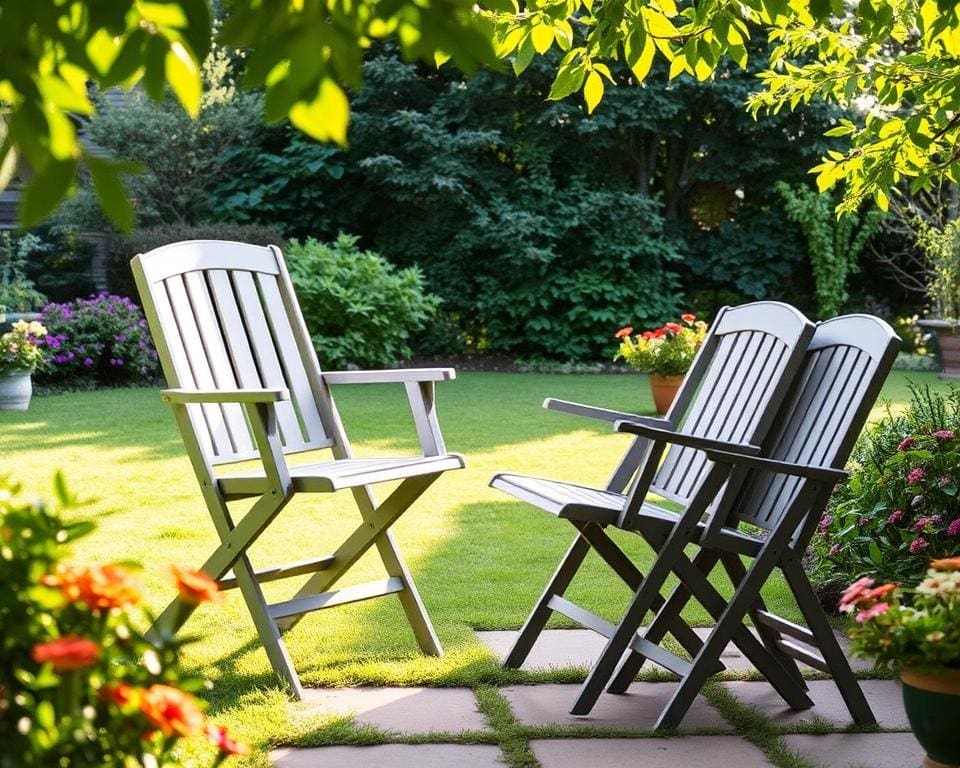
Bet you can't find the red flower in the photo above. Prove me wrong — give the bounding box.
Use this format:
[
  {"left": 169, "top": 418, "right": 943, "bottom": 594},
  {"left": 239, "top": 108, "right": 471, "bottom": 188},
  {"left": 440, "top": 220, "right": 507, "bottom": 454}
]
[
  {"left": 102, "top": 683, "right": 140, "bottom": 708},
  {"left": 663, "top": 322, "right": 682, "bottom": 334},
  {"left": 897, "top": 437, "right": 915, "bottom": 451},
  {"left": 652, "top": 327, "right": 666, "bottom": 338},
  {"left": 171, "top": 566, "right": 223, "bottom": 605},
  {"left": 32, "top": 636, "right": 100, "bottom": 671},
  {"left": 681, "top": 313, "right": 696, "bottom": 324},
  {"left": 907, "top": 467, "right": 926, "bottom": 485},
  {"left": 641, "top": 331, "right": 654, "bottom": 340},
  {"left": 615, "top": 326, "right": 634, "bottom": 339},
  {"left": 139, "top": 685, "right": 206, "bottom": 737},
  {"left": 207, "top": 723, "right": 251, "bottom": 756}
]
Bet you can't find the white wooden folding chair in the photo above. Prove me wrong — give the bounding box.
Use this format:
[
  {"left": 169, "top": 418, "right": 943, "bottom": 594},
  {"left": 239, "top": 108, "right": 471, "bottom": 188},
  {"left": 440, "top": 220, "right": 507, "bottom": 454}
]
[
  {"left": 131, "top": 240, "right": 464, "bottom": 698},
  {"left": 597, "top": 314, "right": 900, "bottom": 729},
  {"left": 490, "top": 302, "right": 815, "bottom": 699}
]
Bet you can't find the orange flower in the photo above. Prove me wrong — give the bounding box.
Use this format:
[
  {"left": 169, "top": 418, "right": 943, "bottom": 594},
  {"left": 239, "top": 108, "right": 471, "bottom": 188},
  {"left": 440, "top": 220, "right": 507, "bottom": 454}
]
[
  {"left": 207, "top": 723, "right": 251, "bottom": 756},
  {"left": 32, "top": 636, "right": 100, "bottom": 671},
  {"left": 930, "top": 556, "right": 960, "bottom": 571},
  {"left": 101, "top": 683, "right": 140, "bottom": 708},
  {"left": 139, "top": 685, "right": 206, "bottom": 737},
  {"left": 664, "top": 322, "right": 682, "bottom": 334},
  {"left": 862, "top": 583, "right": 896, "bottom": 601},
  {"left": 171, "top": 566, "right": 223, "bottom": 605},
  {"left": 681, "top": 313, "right": 696, "bottom": 324},
  {"left": 43, "top": 563, "right": 140, "bottom": 611},
  {"left": 615, "top": 326, "right": 634, "bottom": 339}
]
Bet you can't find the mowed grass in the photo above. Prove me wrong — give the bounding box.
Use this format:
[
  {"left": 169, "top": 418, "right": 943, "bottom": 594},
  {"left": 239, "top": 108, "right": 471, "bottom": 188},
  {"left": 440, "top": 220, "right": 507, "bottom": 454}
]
[{"left": 0, "top": 370, "right": 949, "bottom": 761}]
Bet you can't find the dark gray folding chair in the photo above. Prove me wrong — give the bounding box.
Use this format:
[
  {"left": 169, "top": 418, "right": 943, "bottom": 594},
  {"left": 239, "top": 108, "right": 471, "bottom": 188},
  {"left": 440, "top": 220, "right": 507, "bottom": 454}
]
[
  {"left": 596, "top": 314, "right": 900, "bottom": 729},
  {"left": 131, "top": 240, "right": 464, "bottom": 698},
  {"left": 490, "top": 302, "right": 815, "bottom": 694}
]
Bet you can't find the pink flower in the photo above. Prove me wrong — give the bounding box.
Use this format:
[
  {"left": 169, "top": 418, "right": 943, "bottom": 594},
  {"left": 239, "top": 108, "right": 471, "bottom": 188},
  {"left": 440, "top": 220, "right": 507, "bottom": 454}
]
[
  {"left": 939, "top": 475, "right": 955, "bottom": 488},
  {"left": 898, "top": 437, "right": 915, "bottom": 451},
  {"left": 909, "top": 537, "right": 929, "bottom": 554},
  {"left": 948, "top": 518, "right": 960, "bottom": 536},
  {"left": 857, "top": 516, "right": 869, "bottom": 528},
  {"left": 818, "top": 514, "right": 831, "bottom": 532},
  {"left": 829, "top": 543, "right": 841, "bottom": 557},
  {"left": 934, "top": 429, "right": 955, "bottom": 441},
  {"left": 907, "top": 468, "right": 926, "bottom": 485},
  {"left": 888, "top": 509, "right": 904, "bottom": 525},
  {"left": 839, "top": 577, "right": 875, "bottom": 612},
  {"left": 855, "top": 602, "right": 890, "bottom": 623}
]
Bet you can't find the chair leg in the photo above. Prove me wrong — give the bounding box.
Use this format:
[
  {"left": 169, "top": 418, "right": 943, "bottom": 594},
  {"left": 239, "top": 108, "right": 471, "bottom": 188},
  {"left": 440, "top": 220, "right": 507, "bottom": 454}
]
[
  {"left": 504, "top": 533, "right": 592, "bottom": 668},
  {"left": 781, "top": 555, "right": 876, "bottom": 725},
  {"left": 719, "top": 551, "right": 808, "bottom": 692}
]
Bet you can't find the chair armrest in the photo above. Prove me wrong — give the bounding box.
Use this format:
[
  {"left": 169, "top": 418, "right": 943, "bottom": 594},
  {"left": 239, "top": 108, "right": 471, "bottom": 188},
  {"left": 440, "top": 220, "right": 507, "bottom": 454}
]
[
  {"left": 544, "top": 398, "right": 671, "bottom": 426},
  {"left": 160, "top": 388, "right": 290, "bottom": 404},
  {"left": 614, "top": 420, "right": 761, "bottom": 455},
  {"left": 703, "top": 448, "right": 848, "bottom": 483},
  {"left": 323, "top": 368, "right": 455, "bottom": 385}
]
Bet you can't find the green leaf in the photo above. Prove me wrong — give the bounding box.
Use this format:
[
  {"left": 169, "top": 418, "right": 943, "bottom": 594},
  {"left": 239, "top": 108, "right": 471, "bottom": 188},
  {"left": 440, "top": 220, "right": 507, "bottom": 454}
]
[
  {"left": 531, "top": 22, "right": 554, "bottom": 54},
  {"left": 289, "top": 78, "right": 350, "bottom": 146},
  {"left": 86, "top": 154, "right": 140, "bottom": 231},
  {"left": 584, "top": 70, "right": 604, "bottom": 113},
  {"left": 165, "top": 41, "right": 202, "bottom": 117},
  {"left": 868, "top": 540, "right": 883, "bottom": 565},
  {"left": 512, "top": 35, "right": 535, "bottom": 76},
  {"left": 548, "top": 63, "right": 586, "bottom": 101},
  {"left": 19, "top": 158, "right": 77, "bottom": 228}
]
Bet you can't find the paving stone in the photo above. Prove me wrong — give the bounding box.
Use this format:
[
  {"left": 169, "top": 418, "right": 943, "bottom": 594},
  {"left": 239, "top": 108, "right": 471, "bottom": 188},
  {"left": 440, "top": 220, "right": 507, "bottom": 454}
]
[
  {"left": 272, "top": 744, "right": 503, "bottom": 768},
  {"left": 531, "top": 736, "right": 775, "bottom": 767},
  {"left": 300, "top": 687, "right": 488, "bottom": 734},
  {"left": 478, "top": 629, "right": 606, "bottom": 670},
  {"left": 723, "top": 680, "right": 908, "bottom": 729},
  {"left": 783, "top": 733, "right": 924, "bottom": 768},
  {"left": 502, "top": 682, "right": 730, "bottom": 731}
]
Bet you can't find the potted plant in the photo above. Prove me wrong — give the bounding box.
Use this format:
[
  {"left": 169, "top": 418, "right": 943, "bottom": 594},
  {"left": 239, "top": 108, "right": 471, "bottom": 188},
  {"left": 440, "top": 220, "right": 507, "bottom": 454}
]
[
  {"left": 842, "top": 558, "right": 960, "bottom": 768},
  {"left": 614, "top": 313, "right": 707, "bottom": 414},
  {"left": 0, "top": 319, "right": 47, "bottom": 410}
]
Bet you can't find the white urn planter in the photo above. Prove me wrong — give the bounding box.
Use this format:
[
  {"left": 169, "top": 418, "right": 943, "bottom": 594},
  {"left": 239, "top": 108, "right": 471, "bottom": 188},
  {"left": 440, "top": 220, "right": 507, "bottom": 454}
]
[{"left": 0, "top": 371, "right": 33, "bottom": 411}]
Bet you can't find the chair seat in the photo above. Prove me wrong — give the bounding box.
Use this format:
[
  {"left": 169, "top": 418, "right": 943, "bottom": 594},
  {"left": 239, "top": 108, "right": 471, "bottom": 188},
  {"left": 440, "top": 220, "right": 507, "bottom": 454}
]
[
  {"left": 220, "top": 454, "right": 465, "bottom": 497},
  {"left": 490, "top": 473, "right": 762, "bottom": 555}
]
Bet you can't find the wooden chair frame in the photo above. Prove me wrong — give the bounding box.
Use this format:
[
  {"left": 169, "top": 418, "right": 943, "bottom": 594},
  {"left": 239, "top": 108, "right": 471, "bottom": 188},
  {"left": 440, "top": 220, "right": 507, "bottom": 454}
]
[{"left": 132, "top": 240, "right": 464, "bottom": 698}]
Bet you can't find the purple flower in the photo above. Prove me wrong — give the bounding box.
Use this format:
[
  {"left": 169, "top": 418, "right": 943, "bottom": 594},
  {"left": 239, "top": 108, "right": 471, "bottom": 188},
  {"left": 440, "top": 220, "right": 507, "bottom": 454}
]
[
  {"left": 907, "top": 467, "right": 926, "bottom": 485},
  {"left": 948, "top": 518, "right": 960, "bottom": 536},
  {"left": 829, "top": 543, "right": 841, "bottom": 557},
  {"left": 83, "top": 357, "right": 94, "bottom": 367},
  {"left": 114, "top": 334, "right": 127, "bottom": 343},
  {"left": 939, "top": 475, "right": 955, "bottom": 488},
  {"left": 898, "top": 437, "right": 915, "bottom": 451},
  {"left": 912, "top": 515, "right": 940, "bottom": 531},
  {"left": 888, "top": 509, "right": 905, "bottom": 525},
  {"left": 857, "top": 516, "right": 869, "bottom": 527},
  {"left": 818, "top": 514, "right": 831, "bottom": 531},
  {"left": 934, "top": 429, "right": 955, "bottom": 441},
  {"left": 909, "top": 537, "right": 929, "bottom": 554}
]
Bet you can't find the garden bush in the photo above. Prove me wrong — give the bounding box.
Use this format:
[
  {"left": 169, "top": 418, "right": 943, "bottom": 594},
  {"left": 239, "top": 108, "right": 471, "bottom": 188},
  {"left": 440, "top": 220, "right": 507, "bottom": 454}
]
[
  {"left": 814, "top": 385, "right": 960, "bottom": 588},
  {"left": 37, "top": 295, "right": 159, "bottom": 387},
  {"left": 0, "top": 232, "right": 47, "bottom": 313},
  {"left": 106, "top": 223, "right": 286, "bottom": 298},
  {"left": 285, "top": 234, "right": 440, "bottom": 369}
]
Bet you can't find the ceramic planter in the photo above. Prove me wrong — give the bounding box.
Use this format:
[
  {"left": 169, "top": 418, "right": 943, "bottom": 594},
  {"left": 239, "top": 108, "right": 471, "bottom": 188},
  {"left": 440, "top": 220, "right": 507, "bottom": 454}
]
[
  {"left": 0, "top": 371, "right": 32, "bottom": 411},
  {"left": 918, "top": 319, "right": 960, "bottom": 379},
  {"left": 648, "top": 373, "right": 684, "bottom": 415},
  {"left": 900, "top": 667, "right": 960, "bottom": 768}
]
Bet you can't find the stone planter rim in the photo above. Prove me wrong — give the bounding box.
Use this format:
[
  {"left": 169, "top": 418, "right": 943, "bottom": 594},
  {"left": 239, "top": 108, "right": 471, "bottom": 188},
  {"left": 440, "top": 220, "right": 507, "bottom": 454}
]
[
  {"left": 918, "top": 318, "right": 960, "bottom": 329},
  {"left": 901, "top": 666, "right": 960, "bottom": 695}
]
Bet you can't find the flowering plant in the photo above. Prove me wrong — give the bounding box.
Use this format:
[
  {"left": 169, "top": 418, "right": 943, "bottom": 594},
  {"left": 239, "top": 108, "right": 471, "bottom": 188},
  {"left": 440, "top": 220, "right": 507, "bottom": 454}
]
[
  {"left": 614, "top": 314, "right": 707, "bottom": 376},
  {"left": 0, "top": 475, "right": 248, "bottom": 767},
  {"left": 816, "top": 385, "right": 960, "bottom": 585},
  {"left": 0, "top": 320, "right": 47, "bottom": 375},
  {"left": 38, "top": 294, "right": 159, "bottom": 386},
  {"left": 844, "top": 558, "right": 960, "bottom": 672}
]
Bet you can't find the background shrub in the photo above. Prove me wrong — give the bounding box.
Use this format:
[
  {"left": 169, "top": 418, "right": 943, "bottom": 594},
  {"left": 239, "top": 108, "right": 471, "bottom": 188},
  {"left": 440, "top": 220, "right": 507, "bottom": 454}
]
[
  {"left": 0, "top": 232, "right": 47, "bottom": 313},
  {"left": 37, "top": 295, "right": 159, "bottom": 387},
  {"left": 285, "top": 234, "right": 440, "bottom": 369},
  {"left": 106, "top": 223, "right": 286, "bottom": 298},
  {"left": 813, "top": 385, "right": 960, "bottom": 587}
]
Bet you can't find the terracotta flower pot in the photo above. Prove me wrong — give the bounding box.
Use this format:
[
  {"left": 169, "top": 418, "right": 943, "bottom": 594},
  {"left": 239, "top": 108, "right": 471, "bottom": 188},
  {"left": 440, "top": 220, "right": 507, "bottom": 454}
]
[
  {"left": 648, "top": 374, "right": 685, "bottom": 415},
  {"left": 918, "top": 319, "right": 960, "bottom": 379},
  {"left": 900, "top": 666, "right": 960, "bottom": 768}
]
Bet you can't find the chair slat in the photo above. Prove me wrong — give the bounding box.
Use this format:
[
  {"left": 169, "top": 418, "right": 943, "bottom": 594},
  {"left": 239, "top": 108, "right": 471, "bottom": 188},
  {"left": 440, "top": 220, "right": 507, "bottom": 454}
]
[
  {"left": 164, "top": 274, "right": 234, "bottom": 457},
  {"left": 231, "top": 270, "right": 310, "bottom": 451},
  {"left": 256, "top": 273, "right": 327, "bottom": 445}
]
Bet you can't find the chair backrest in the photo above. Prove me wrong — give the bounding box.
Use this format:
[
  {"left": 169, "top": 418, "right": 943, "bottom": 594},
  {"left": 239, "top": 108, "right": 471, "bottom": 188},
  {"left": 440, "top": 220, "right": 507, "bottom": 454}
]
[
  {"left": 131, "top": 240, "right": 339, "bottom": 470},
  {"left": 648, "top": 302, "right": 815, "bottom": 506},
  {"left": 724, "top": 314, "right": 900, "bottom": 539}
]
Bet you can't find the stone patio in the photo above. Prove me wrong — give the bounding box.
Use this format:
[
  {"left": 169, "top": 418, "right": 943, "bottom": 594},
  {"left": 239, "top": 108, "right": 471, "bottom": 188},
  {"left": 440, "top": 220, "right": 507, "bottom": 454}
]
[{"left": 269, "top": 629, "right": 923, "bottom": 768}]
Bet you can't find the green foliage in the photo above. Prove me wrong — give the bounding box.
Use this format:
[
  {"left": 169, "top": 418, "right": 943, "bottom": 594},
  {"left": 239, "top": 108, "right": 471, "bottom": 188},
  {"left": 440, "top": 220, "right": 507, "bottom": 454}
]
[
  {"left": 915, "top": 218, "right": 960, "bottom": 321},
  {"left": 285, "top": 235, "right": 440, "bottom": 369},
  {"left": 776, "top": 183, "right": 884, "bottom": 318},
  {"left": 0, "top": 232, "right": 47, "bottom": 313},
  {"left": 815, "top": 385, "right": 960, "bottom": 586},
  {"left": 106, "top": 222, "right": 285, "bottom": 299},
  {"left": 21, "top": 225, "right": 97, "bottom": 304}
]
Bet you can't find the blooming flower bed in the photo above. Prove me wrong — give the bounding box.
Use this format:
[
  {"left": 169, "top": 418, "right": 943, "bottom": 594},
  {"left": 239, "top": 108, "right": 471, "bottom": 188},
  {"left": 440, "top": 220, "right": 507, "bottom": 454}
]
[
  {"left": 614, "top": 313, "right": 707, "bottom": 376},
  {"left": 37, "top": 294, "right": 159, "bottom": 386}
]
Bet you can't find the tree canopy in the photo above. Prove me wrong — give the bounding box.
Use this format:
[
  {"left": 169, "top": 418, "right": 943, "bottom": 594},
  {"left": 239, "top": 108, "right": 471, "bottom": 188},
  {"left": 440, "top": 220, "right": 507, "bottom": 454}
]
[{"left": 2, "top": 0, "right": 960, "bottom": 226}]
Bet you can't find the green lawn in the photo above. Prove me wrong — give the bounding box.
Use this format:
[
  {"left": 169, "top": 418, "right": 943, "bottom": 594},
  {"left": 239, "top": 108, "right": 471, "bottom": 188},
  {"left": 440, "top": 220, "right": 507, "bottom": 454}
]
[{"left": 0, "top": 371, "right": 948, "bottom": 762}]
